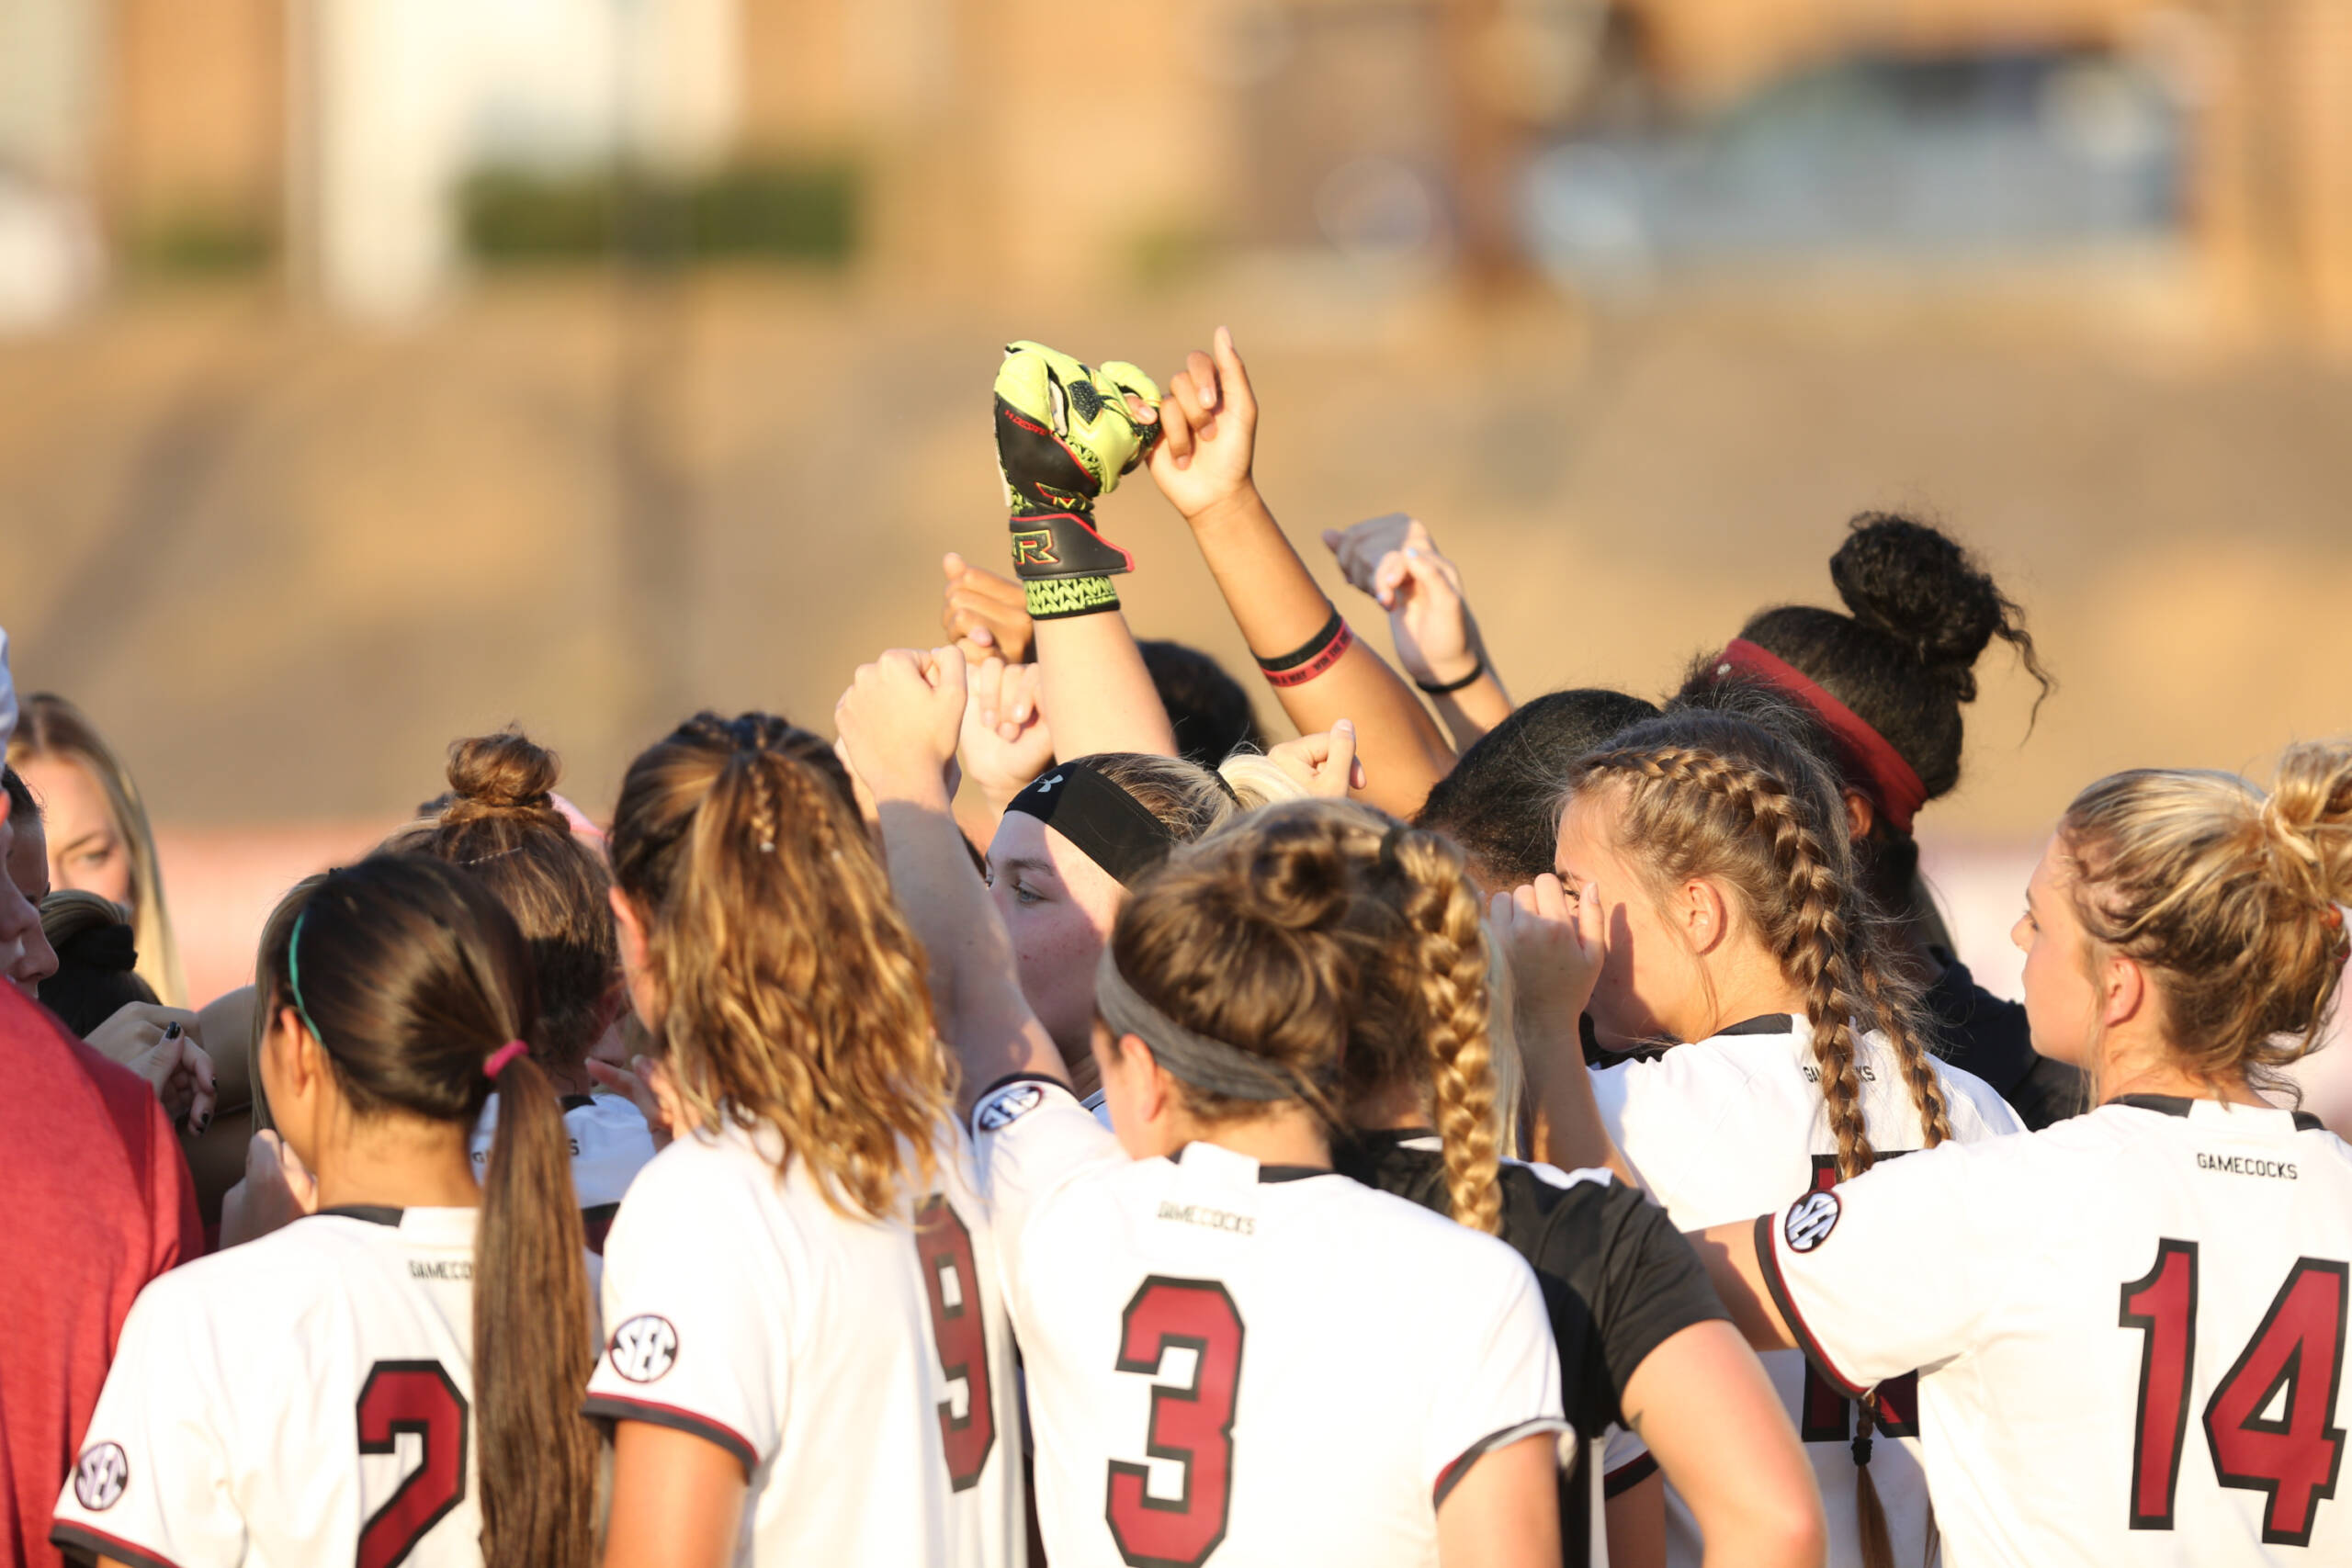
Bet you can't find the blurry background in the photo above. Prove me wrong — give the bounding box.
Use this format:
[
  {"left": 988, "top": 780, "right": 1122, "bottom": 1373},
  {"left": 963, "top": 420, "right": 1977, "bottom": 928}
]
[{"left": 2, "top": 0, "right": 2348, "bottom": 1001}]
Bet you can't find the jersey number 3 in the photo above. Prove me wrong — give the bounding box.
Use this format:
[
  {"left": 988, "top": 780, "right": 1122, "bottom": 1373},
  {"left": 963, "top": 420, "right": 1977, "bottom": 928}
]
[
  {"left": 914, "top": 1196, "right": 997, "bottom": 1491},
  {"left": 2121, "top": 1240, "right": 2348, "bottom": 1546},
  {"left": 1106, "top": 1277, "right": 1246, "bottom": 1568},
  {"left": 356, "top": 1360, "right": 469, "bottom": 1568}
]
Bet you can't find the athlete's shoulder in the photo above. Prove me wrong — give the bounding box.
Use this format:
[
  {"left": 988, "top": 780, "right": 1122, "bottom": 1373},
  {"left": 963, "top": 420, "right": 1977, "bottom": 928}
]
[{"left": 1926, "top": 1057, "right": 2029, "bottom": 1139}]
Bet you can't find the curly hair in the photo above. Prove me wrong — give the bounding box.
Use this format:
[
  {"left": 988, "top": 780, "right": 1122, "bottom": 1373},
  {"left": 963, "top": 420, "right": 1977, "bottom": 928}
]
[{"left": 608, "top": 712, "right": 956, "bottom": 1219}]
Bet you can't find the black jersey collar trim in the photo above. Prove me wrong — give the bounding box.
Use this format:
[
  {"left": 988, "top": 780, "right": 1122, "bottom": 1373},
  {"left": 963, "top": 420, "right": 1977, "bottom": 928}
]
[
  {"left": 2109, "top": 1092, "right": 2324, "bottom": 1134},
  {"left": 1257, "top": 1163, "right": 1337, "bottom": 1183},
  {"left": 318, "top": 1203, "right": 404, "bottom": 1227},
  {"left": 560, "top": 1093, "right": 597, "bottom": 1112},
  {"left": 1716, "top": 1012, "right": 1796, "bottom": 1038}
]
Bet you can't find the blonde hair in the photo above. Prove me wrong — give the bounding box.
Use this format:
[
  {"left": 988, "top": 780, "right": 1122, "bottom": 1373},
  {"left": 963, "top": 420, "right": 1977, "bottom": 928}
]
[
  {"left": 8, "top": 694, "right": 185, "bottom": 1006},
  {"left": 2059, "top": 743, "right": 2352, "bottom": 1096},
  {"left": 609, "top": 712, "right": 956, "bottom": 1219},
  {"left": 1571, "top": 711, "right": 1948, "bottom": 1568},
  {"left": 1065, "top": 749, "right": 1308, "bottom": 851},
  {"left": 1115, "top": 799, "right": 1506, "bottom": 1234}
]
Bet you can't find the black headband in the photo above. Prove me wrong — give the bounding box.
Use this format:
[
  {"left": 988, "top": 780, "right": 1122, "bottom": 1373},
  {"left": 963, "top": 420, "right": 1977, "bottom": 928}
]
[{"left": 1002, "top": 762, "right": 1177, "bottom": 888}]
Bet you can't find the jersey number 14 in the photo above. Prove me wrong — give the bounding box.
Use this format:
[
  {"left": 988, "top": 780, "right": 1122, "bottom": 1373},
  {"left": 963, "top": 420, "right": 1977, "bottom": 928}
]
[{"left": 2121, "top": 1241, "right": 2348, "bottom": 1546}]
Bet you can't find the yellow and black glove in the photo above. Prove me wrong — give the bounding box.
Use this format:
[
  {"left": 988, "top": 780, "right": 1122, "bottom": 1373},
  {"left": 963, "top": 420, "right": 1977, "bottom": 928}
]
[{"left": 993, "top": 341, "right": 1160, "bottom": 619}]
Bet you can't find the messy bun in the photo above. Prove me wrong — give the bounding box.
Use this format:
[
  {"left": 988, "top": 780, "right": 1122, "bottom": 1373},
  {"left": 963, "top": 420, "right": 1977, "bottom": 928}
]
[
  {"left": 38, "top": 889, "right": 161, "bottom": 1039},
  {"left": 384, "top": 729, "right": 618, "bottom": 1071},
  {"left": 1113, "top": 800, "right": 1504, "bottom": 1234},
  {"left": 2060, "top": 741, "right": 2352, "bottom": 1094},
  {"left": 1732, "top": 513, "right": 2052, "bottom": 804},
  {"left": 443, "top": 731, "right": 563, "bottom": 823}
]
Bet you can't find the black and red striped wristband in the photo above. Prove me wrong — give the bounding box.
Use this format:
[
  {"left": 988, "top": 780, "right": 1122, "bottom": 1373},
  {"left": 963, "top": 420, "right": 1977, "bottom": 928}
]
[{"left": 1256, "top": 608, "right": 1353, "bottom": 689}]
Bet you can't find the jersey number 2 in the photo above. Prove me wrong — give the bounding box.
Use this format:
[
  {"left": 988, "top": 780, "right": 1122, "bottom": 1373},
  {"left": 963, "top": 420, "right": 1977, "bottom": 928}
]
[
  {"left": 1106, "top": 1277, "right": 1246, "bottom": 1568},
  {"left": 356, "top": 1360, "right": 469, "bottom": 1568},
  {"left": 2121, "top": 1240, "right": 2348, "bottom": 1545},
  {"left": 914, "top": 1196, "right": 997, "bottom": 1491}
]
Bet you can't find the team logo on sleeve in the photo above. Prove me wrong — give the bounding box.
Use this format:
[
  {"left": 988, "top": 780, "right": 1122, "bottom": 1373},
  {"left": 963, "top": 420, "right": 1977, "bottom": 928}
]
[
  {"left": 1783, "top": 1190, "right": 1841, "bottom": 1253},
  {"left": 73, "top": 1443, "right": 128, "bottom": 1511},
  {"left": 607, "top": 1314, "right": 680, "bottom": 1383},
  {"left": 976, "top": 1081, "right": 1046, "bottom": 1131}
]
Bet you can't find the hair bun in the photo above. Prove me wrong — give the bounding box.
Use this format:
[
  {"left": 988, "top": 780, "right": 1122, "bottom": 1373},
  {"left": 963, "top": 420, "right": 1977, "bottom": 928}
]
[
  {"left": 1828, "top": 515, "right": 2015, "bottom": 698},
  {"left": 1241, "top": 819, "right": 1355, "bottom": 932},
  {"left": 444, "top": 730, "right": 561, "bottom": 823},
  {"left": 2265, "top": 742, "right": 2352, "bottom": 909},
  {"left": 57, "top": 919, "right": 138, "bottom": 974}
]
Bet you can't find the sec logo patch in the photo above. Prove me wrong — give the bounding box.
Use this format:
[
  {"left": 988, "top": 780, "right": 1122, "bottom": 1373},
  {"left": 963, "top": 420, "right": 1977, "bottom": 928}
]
[
  {"left": 74, "top": 1442, "right": 128, "bottom": 1512},
  {"left": 977, "top": 1081, "right": 1046, "bottom": 1132},
  {"left": 1783, "top": 1190, "right": 1840, "bottom": 1253},
  {"left": 608, "top": 1314, "right": 680, "bottom": 1383}
]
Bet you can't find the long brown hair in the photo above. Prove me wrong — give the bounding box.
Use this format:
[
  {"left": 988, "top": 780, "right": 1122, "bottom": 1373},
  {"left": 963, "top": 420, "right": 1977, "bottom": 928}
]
[
  {"left": 1569, "top": 711, "right": 1948, "bottom": 1568},
  {"left": 2059, "top": 743, "right": 2352, "bottom": 1095},
  {"left": 8, "top": 692, "right": 186, "bottom": 1005},
  {"left": 260, "top": 854, "right": 594, "bottom": 1568},
  {"left": 606, "top": 712, "right": 955, "bottom": 1218},
  {"left": 385, "top": 730, "right": 618, "bottom": 1072},
  {"left": 1114, "top": 800, "right": 1506, "bottom": 1234}
]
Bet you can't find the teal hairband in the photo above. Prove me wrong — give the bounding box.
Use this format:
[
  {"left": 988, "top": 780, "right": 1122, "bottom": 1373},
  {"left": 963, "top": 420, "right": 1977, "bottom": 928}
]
[{"left": 287, "top": 908, "right": 326, "bottom": 1045}]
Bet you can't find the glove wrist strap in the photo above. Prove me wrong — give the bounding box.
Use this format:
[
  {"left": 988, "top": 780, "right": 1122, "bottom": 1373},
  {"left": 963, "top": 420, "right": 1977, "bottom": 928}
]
[{"left": 1025, "top": 576, "right": 1121, "bottom": 620}]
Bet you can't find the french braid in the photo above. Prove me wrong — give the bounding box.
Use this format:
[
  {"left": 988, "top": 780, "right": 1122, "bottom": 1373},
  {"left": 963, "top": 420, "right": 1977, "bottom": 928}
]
[{"left": 1389, "top": 828, "right": 1503, "bottom": 1235}]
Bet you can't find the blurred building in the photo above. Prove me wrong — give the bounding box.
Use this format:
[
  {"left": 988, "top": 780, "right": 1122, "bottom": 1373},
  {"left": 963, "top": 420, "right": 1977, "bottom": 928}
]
[{"left": 0, "top": 0, "right": 2345, "bottom": 341}]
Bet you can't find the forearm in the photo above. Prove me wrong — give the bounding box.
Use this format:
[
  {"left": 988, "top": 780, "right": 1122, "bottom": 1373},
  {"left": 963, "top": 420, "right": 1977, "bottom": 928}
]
[
  {"left": 872, "top": 789, "right": 1067, "bottom": 1107},
  {"left": 1425, "top": 670, "right": 1514, "bottom": 752},
  {"left": 1518, "top": 1016, "right": 1638, "bottom": 1188},
  {"left": 1034, "top": 610, "right": 1178, "bottom": 760},
  {"left": 1188, "top": 489, "right": 1455, "bottom": 812}
]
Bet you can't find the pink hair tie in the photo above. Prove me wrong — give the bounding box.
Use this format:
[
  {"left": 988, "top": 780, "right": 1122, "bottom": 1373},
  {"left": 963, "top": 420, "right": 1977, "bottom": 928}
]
[{"left": 484, "top": 1040, "right": 530, "bottom": 1079}]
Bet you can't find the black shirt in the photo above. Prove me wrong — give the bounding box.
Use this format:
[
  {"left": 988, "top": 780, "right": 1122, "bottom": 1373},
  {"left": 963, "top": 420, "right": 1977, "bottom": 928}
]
[
  {"left": 1922, "top": 952, "right": 2087, "bottom": 1132},
  {"left": 1336, "top": 1129, "right": 1729, "bottom": 1568}
]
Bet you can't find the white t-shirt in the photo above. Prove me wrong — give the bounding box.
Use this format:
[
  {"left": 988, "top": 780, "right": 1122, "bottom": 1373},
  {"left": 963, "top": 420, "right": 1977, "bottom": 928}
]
[
  {"left": 469, "top": 1089, "right": 655, "bottom": 1251},
  {"left": 1592, "top": 1013, "right": 2023, "bottom": 1568},
  {"left": 585, "top": 1117, "right": 1022, "bottom": 1568},
  {"left": 52, "top": 1208, "right": 490, "bottom": 1568},
  {"left": 1763, "top": 1095, "right": 2352, "bottom": 1567},
  {"left": 973, "top": 1076, "right": 1567, "bottom": 1568}
]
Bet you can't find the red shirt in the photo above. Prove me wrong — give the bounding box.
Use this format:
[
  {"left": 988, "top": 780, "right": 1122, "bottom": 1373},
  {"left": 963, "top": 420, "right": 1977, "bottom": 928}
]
[{"left": 0, "top": 987, "right": 201, "bottom": 1568}]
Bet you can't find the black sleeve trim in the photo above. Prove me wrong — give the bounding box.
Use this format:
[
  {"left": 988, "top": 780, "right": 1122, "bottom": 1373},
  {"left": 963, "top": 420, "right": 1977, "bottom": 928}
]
[
  {"left": 971, "top": 1071, "right": 1069, "bottom": 1108},
  {"left": 1754, "top": 1213, "right": 1867, "bottom": 1400},
  {"left": 584, "top": 1393, "right": 760, "bottom": 1478},
  {"left": 51, "top": 1522, "right": 186, "bottom": 1568},
  {"left": 1432, "top": 1417, "right": 1571, "bottom": 1509},
  {"left": 1602, "top": 1450, "right": 1659, "bottom": 1498}
]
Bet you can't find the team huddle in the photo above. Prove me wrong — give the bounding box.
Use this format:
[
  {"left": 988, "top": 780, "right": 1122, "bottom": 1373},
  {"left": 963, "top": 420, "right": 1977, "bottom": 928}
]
[{"left": 10, "top": 328, "right": 2350, "bottom": 1568}]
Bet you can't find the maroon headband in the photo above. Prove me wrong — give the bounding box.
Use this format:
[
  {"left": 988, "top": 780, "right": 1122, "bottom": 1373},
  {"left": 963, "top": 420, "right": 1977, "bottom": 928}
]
[{"left": 1713, "top": 639, "right": 1928, "bottom": 835}]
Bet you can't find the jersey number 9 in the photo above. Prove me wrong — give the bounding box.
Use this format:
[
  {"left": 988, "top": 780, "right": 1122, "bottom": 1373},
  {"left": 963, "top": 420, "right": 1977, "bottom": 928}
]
[
  {"left": 914, "top": 1196, "right": 998, "bottom": 1492},
  {"left": 1107, "top": 1277, "right": 1246, "bottom": 1568},
  {"left": 2121, "top": 1241, "right": 2348, "bottom": 1546}
]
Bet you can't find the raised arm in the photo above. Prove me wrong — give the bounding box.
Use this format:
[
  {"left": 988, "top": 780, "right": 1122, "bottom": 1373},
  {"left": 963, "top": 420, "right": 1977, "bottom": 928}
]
[
  {"left": 1488, "top": 875, "right": 1638, "bottom": 1188},
  {"left": 1619, "top": 1322, "right": 1825, "bottom": 1568},
  {"left": 835, "top": 648, "right": 1069, "bottom": 1108},
  {"left": 1323, "top": 513, "right": 1514, "bottom": 751},
  {"left": 1146, "top": 329, "right": 1458, "bottom": 818}
]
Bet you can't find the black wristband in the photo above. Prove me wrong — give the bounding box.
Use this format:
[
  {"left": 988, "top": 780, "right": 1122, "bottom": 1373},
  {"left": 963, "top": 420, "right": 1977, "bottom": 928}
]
[
  {"left": 1414, "top": 656, "right": 1487, "bottom": 696},
  {"left": 1256, "top": 607, "right": 1353, "bottom": 689}
]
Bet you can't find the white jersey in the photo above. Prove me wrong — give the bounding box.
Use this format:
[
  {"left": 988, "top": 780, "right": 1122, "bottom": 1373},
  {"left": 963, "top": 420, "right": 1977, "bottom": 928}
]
[
  {"left": 1592, "top": 1013, "right": 2023, "bottom": 1568},
  {"left": 469, "top": 1089, "right": 655, "bottom": 1250},
  {"left": 52, "top": 1208, "right": 491, "bottom": 1568},
  {"left": 974, "top": 1076, "right": 1567, "bottom": 1568},
  {"left": 584, "top": 1117, "right": 1023, "bottom": 1568},
  {"left": 1764, "top": 1096, "right": 2352, "bottom": 1567}
]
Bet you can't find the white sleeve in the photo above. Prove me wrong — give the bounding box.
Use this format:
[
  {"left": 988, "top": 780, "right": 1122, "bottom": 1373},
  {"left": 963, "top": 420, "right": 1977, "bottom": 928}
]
[
  {"left": 1427, "top": 1247, "right": 1571, "bottom": 1506},
  {"left": 1760, "top": 1136, "right": 2018, "bottom": 1393},
  {"left": 970, "top": 1076, "right": 1126, "bottom": 1307},
  {"left": 584, "top": 1156, "right": 783, "bottom": 1476},
  {"left": 51, "top": 1283, "right": 247, "bottom": 1568}
]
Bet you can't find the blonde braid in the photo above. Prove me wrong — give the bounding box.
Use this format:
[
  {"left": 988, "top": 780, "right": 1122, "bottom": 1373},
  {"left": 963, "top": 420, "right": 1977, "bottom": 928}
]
[
  {"left": 1390, "top": 829, "right": 1503, "bottom": 1235},
  {"left": 1854, "top": 950, "right": 1953, "bottom": 1150}
]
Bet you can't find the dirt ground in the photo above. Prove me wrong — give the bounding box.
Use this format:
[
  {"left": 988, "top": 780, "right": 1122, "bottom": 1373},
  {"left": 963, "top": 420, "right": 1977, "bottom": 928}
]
[{"left": 6, "top": 263, "right": 2349, "bottom": 998}]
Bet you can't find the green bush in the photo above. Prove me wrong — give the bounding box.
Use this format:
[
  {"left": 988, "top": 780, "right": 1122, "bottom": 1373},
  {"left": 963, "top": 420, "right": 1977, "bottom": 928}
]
[{"left": 460, "top": 160, "right": 859, "bottom": 265}]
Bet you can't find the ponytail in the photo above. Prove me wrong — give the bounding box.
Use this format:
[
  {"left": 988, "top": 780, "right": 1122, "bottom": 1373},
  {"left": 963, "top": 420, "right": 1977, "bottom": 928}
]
[{"left": 474, "top": 1052, "right": 596, "bottom": 1568}]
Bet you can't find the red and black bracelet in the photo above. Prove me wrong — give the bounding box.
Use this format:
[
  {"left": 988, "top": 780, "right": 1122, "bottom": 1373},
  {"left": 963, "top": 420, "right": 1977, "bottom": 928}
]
[{"left": 1256, "top": 608, "right": 1354, "bottom": 689}]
